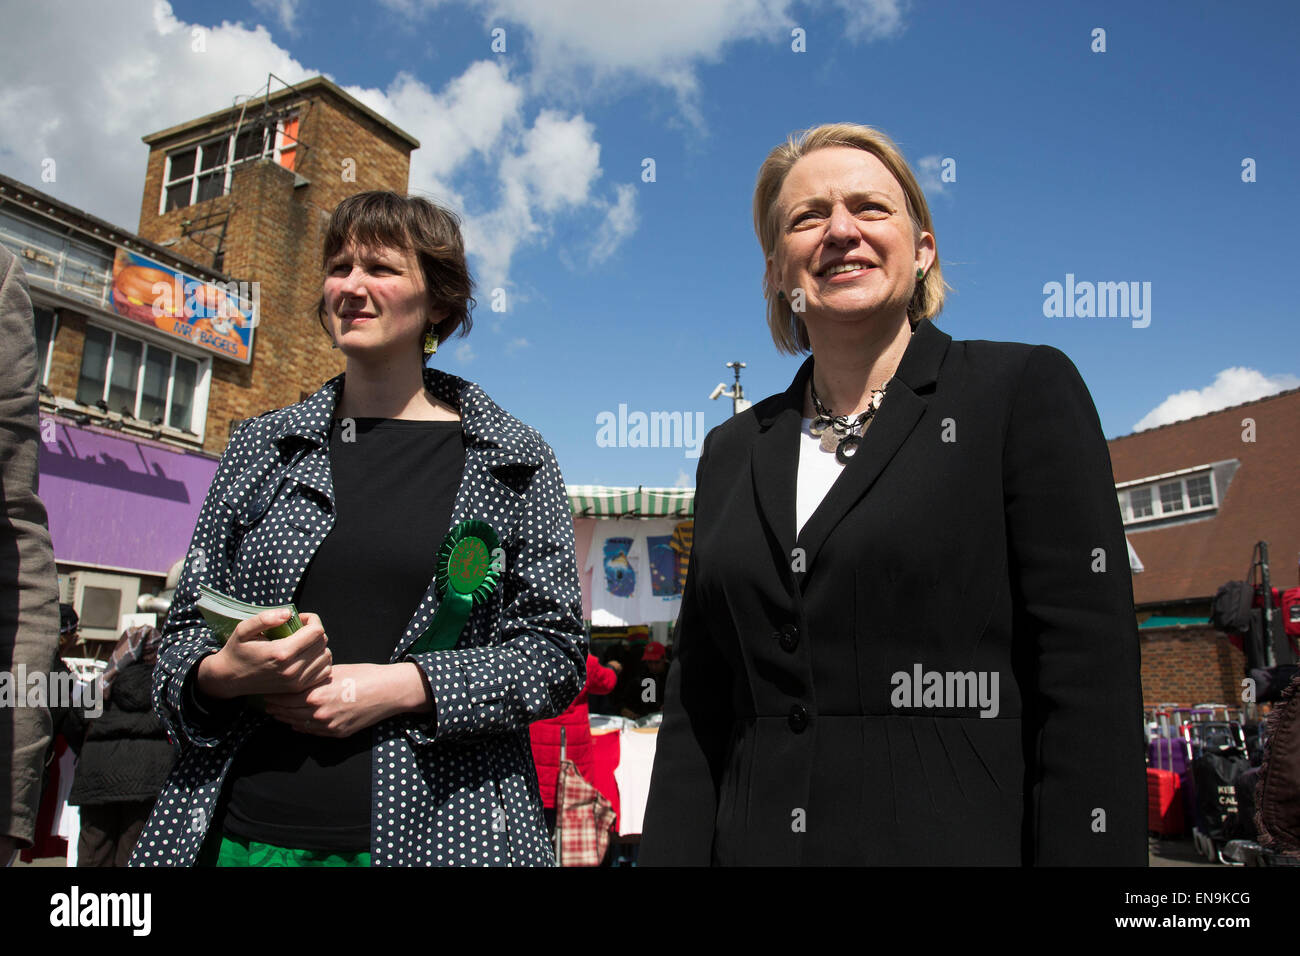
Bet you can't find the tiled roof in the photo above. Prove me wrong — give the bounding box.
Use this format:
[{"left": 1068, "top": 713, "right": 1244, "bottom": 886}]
[{"left": 1108, "top": 388, "right": 1300, "bottom": 605}]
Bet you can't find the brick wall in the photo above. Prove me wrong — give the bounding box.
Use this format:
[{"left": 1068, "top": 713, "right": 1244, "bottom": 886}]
[
  {"left": 46, "top": 308, "right": 86, "bottom": 400},
  {"left": 1139, "top": 625, "right": 1246, "bottom": 708}
]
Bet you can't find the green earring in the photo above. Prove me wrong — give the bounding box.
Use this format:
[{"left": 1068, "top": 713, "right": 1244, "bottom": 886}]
[
  {"left": 916, "top": 268, "right": 925, "bottom": 280},
  {"left": 423, "top": 327, "right": 439, "bottom": 356}
]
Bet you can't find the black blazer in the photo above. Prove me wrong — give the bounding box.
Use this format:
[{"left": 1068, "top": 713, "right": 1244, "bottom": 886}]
[{"left": 639, "top": 319, "right": 1147, "bottom": 865}]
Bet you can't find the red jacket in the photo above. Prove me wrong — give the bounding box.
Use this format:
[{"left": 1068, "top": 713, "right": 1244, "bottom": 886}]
[{"left": 530, "top": 654, "right": 618, "bottom": 808}]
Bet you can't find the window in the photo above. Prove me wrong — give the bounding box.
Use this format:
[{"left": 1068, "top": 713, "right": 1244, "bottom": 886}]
[
  {"left": 76, "top": 325, "right": 205, "bottom": 434},
  {"left": 1129, "top": 487, "right": 1153, "bottom": 519},
  {"left": 0, "top": 209, "right": 114, "bottom": 308},
  {"left": 107, "top": 336, "right": 142, "bottom": 414},
  {"left": 33, "top": 306, "right": 57, "bottom": 385},
  {"left": 1187, "top": 474, "right": 1213, "bottom": 508},
  {"left": 162, "top": 115, "right": 299, "bottom": 213},
  {"left": 195, "top": 139, "right": 229, "bottom": 203},
  {"left": 1158, "top": 481, "right": 1185, "bottom": 514},
  {"left": 1118, "top": 469, "right": 1219, "bottom": 526}
]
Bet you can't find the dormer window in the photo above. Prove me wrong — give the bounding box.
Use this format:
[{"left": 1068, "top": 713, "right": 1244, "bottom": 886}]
[{"left": 1116, "top": 462, "right": 1236, "bottom": 528}]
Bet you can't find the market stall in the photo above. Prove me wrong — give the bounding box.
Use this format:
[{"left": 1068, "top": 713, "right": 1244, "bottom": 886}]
[{"left": 554, "top": 486, "right": 695, "bottom": 857}]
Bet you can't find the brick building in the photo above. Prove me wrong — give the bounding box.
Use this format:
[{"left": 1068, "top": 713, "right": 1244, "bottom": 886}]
[
  {"left": 136, "top": 76, "right": 418, "bottom": 433},
  {"left": 0, "top": 76, "right": 419, "bottom": 652},
  {"left": 1106, "top": 388, "right": 1300, "bottom": 708}
]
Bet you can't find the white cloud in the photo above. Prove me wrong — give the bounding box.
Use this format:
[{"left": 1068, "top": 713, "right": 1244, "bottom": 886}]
[
  {"left": 0, "top": 3, "right": 633, "bottom": 296},
  {"left": 463, "top": 109, "right": 613, "bottom": 290},
  {"left": 589, "top": 184, "right": 638, "bottom": 266},
  {"left": 0, "top": 2, "right": 317, "bottom": 231},
  {"left": 391, "top": 0, "right": 908, "bottom": 120},
  {"left": 827, "top": 0, "right": 908, "bottom": 41},
  {"left": 1133, "top": 367, "right": 1300, "bottom": 431},
  {"left": 674, "top": 469, "right": 690, "bottom": 487},
  {"left": 455, "top": 341, "right": 476, "bottom": 364},
  {"left": 251, "top": 0, "right": 301, "bottom": 33},
  {"left": 505, "top": 336, "right": 529, "bottom": 353},
  {"left": 503, "top": 111, "right": 602, "bottom": 214},
  {"left": 344, "top": 61, "right": 526, "bottom": 212},
  {"left": 345, "top": 62, "right": 527, "bottom": 219},
  {"left": 2, "top": 0, "right": 911, "bottom": 302},
  {"left": 915, "top": 154, "right": 949, "bottom": 198}
]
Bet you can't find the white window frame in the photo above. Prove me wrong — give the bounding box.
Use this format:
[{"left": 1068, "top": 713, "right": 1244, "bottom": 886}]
[
  {"left": 1117, "top": 467, "right": 1219, "bottom": 526},
  {"left": 160, "top": 114, "right": 298, "bottom": 215},
  {"left": 76, "top": 324, "right": 211, "bottom": 443},
  {"left": 1127, "top": 486, "right": 1154, "bottom": 521},
  {"left": 33, "top": 305, "right": 58, "bottom": 386},
  {"left": 1185, "top": 472, "right": 1215, "bottom": 509}
]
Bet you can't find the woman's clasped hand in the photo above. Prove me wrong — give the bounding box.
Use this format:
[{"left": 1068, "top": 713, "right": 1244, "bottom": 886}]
[
  {"left": 195, "top": 609, "right": 333, "bottom": 699},
  {"left": 194, "top": 609, "right": 430, "bottom": 737}
]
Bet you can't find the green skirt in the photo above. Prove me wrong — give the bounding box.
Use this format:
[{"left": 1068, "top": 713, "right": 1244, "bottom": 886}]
[{"left": 200, "top": 831, "right": 370, "bottom": 867}]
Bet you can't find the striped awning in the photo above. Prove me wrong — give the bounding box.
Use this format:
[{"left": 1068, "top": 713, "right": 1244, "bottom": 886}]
[{"left": 567, "top": 485, "right": 695, "bottom": 518}]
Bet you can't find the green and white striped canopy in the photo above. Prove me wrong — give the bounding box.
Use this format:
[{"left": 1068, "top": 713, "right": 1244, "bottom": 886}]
[{"left": 567, "top": 485, "right": 695, "bottom": 518}]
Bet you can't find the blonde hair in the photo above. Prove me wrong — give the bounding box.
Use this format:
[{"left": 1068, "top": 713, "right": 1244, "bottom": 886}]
[{"left": 753, "top": 123, "right": 947, "bottom": 355}]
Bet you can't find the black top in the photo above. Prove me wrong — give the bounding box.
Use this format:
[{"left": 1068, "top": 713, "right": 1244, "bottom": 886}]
[{"left": 219, "top": 417, "right": 464, "bottom": 851}]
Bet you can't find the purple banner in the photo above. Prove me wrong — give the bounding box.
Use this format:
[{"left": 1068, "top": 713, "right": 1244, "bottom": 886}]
[{"left": 37, "top": 417, "right": 218, "bottom": 575}]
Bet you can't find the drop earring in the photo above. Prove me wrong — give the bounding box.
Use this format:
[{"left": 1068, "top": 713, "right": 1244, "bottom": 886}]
[{"left": 423, "top": 326, "right": 439, "bottom": 367}]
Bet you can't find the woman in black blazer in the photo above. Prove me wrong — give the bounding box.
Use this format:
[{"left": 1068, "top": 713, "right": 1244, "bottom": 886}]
[{"left": 639, "top": 124, "right": 1147, "bottom": 866}]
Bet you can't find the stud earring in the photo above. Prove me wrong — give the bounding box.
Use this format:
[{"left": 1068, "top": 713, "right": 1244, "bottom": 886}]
[{"left": 916, "top": 268, "right": 925, "bottom": 280}]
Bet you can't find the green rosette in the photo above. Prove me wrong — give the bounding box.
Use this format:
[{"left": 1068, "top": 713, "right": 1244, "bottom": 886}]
[{"left": 408, "top": 519, "right": 502, "bottom": 655}]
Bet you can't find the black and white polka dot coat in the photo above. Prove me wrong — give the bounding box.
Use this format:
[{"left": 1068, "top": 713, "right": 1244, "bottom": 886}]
[{"left": 128, "top": 368, "right": 586, "bottom": 866}]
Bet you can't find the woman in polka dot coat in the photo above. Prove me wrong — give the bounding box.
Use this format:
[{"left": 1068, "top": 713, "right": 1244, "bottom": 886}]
[{"left": 129, "top": 192, "right": 585, "bottom": 866}]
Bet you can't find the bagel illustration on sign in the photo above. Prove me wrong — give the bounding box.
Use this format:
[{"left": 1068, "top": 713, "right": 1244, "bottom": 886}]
[
  {"left": 111, "top": 252, "right": 179, "bottom": 326},
  {"left": 192, "top": 283, "right": 246, "bottom": 338}
]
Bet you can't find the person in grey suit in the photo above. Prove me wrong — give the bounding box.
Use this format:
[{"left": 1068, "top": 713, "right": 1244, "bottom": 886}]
[{"left": 0, "top": 244, "right": 62, "bottom": 865}]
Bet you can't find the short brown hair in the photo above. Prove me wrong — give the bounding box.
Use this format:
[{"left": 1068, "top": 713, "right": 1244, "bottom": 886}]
[
  {"left": 315, "top": 191, "right": 475, "bottom": 342},
  {"left": 753, "top": 123, "right": 947, "bottom": 355}
]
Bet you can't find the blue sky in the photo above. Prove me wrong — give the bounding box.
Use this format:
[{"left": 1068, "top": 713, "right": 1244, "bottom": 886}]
[{"left": 3, "top": 0, "right": 1297, "bottom": 487}]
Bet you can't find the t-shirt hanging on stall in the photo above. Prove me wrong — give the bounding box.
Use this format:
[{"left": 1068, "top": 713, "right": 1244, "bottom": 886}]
[
  {"left": 585, "top": 525, "right": 647, "bottom": 627},
  {"left": 640, "top": 518, "right": 684, "bottom": 624},
  {"left": 668, "top": 520, "right": 693, "bottom": 591}
]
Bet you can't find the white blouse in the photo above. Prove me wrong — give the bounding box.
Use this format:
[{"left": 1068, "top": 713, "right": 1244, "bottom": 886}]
[{"left": 796, "top": 417, "right": 848, "bottom": 536}]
